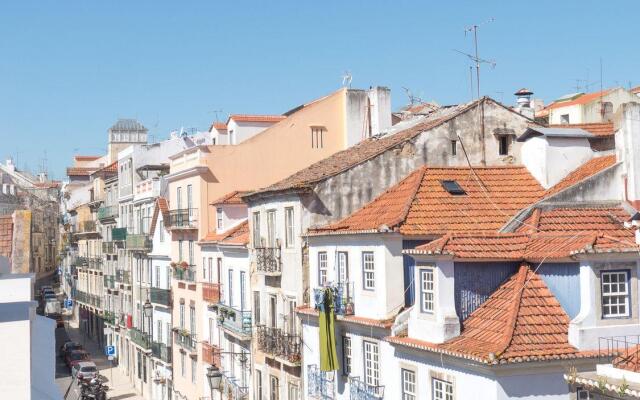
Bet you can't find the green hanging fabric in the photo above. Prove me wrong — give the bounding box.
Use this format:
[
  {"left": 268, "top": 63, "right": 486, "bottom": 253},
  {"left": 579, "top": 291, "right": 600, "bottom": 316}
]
[{"left": 319, "top": 287, "right": 340, "bottom": 372}]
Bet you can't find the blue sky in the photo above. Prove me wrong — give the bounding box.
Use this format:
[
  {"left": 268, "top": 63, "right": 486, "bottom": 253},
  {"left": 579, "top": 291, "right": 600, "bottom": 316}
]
[{"left": 1, "top": 1, "right": 638, "bottom": 179}]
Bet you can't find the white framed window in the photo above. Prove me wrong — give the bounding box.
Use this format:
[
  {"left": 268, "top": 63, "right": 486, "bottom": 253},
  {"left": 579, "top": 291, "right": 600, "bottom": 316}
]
[
  {"left": 363, "top": 341, "right": 380, "bottom": 388},
  {"left": 420, "top": 267, "right": 435, "bottom": 313},
  {"left": 180, "top": 352, "right": 186, "bottom": 377},
  {"left": 433, "top": 378, "right": 453, "bottom": 400},
  {"left": 601, "top": 270, "right": 630, "bottom": 318},
  {"left": 362, "top": 252, "right": 375, "bottom": 290},
  {"left": 191, "top": 357, "right": 196, "bottom": 383},
  {"left": 179, "top": 303, "right": 185, "bottom": 328},
  {"left": 217, "top": 207, "right": 223, "bottom": 230},
  {"left": 577, "top": 388, "right": 592, "bottom": 400},
  {"left": 255, "top": 370, "right": 263, "bottom": 400},
  {"left": 270, "top": 375, "right": 279, "bottom": 400},
  {"left": 266, "top": 210, "right": 276, "bottom": 247},
  {"left": 252, "top": 212, "right": 261, "bottom": 247},
  {"left": 318, "top": 252, "right": 328, "bottom": 286},
  {"left": 189, "top": 305, "right": 196, "bottom": 334},
  {"left": 338, "top": 252, "right": 349, "bottom": 283},
  {"left": 288, "top": 383, "right": 300, "bottom": 400},
  {"left": 284, "top": 206, "right": 294, "bottom": 248},
  {"left": 401, "top": 369, "right": 416, "bottom": 400},
  {"left": 343, "top": 336, "right": 352, "bottom": 376}
]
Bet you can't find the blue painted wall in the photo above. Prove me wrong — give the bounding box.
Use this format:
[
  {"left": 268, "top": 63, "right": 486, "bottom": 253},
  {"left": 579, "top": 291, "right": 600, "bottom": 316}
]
[
  {"left": 537, "top": 262, "right": 581, "bottom": 319},
  {"left": 402, "top": 240, "right": 429, "bottom": 307}
]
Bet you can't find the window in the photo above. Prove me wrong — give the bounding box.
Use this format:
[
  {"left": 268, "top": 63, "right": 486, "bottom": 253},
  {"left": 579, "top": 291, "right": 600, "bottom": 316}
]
[
  {"left": 208, "top": 258, "right": 213, "bottom": 283},
  {"left": 228, "top": 269, "right": 234, "bottom": 306},
  {"left": 287, "top": 298, "right": 297, "bottom": 334},
  {"left": 255, "top": 370, "right": 263, "bottom": 400},
  {"left": 189, "top": 306, "right": 196, "bottom": 334},
  {"left": 240, "top": 271, "right": 247, "bottom": 310},
  {"left": 401, "top": 369, "right": 416, "bottom": 400},
  {"left": 155, "top": 266, "right": 160, "bottom": 287},
  {"left": 254, "top": 291, "right": 261, "bottom": 325},
  {"left": 560, "top": 114, "right": 570, "bottom": 124},
  {"left": 179, "top": 303, "right": 185, "bottom": 328},
  {"left": 191, "top": 357, "right": 196, "bottom": 383},
  {"left": 311, "top": 127, "right": 325, "bottom": 148},
  {"left": 181, "top": 352, "right": 186, "bottom": 377},
  {"left": 159, "top": 220, "right": 164, "bottom": 242},
  {"left": 288, "top": 383, "right": 300, "bottom": 400},
  {"left": 337, "top": 252, "right": 349, "bottom": 283},
  {"left": 187, "top": 184, "right": 193, "bottom": 212},
  {"left": 577, "top": 388, "right": 592, "bottom": 400},
  {"left": 270, "top": 375, "right": 279, "bottom": 400},
  {"left": 284, "top": 207, "right": 294, "bottom": 248},
  {"left": 363, "top": 341, "right": 380, "bottom": 388},
  {"left": 176, "top": 187, "right": 182, "bottom": 209},
  {"left": 420, "top": 267, "right": 435, "bottom": 313},
  {"left": 601, "top": 270, "right": 630, "bottom": 318},
  {"left": 269, "top": 295, "right": 277, "bottom": 328},
  {"left": 217, "top": 207, "right": 223, "bottom": 230},
  {"left": 188, "top": 240, "right": 194, "bottom": 265},
  {"left": 450, "top": 140, "right": 457, "bottom": 156},
  {"left": 343, "top": 336, "right": 352, "bottom": 376},
  {"left": 266, "top": 210, "right": 276, "bottom": 247},
  {"left": 157, "top": 320, "right": 162, "bottom": 343},
  {"left": 362, "top": 252, "right": 375, "bottom": 290},
  {"left": 178, "top": 240, "right": 183, "bottom": 262},
  {"left": 441, "top": 180, "right": 466, "bottom": 195},
  {"left": 433, "top": 378, "right": 453, "bottom": 400},
  {"left": 498, "top": 135, "right": 509, "bottom": 156},
  {"left": 253, "top": 212, "right": 261, "bottom": 247},
  {"left": 318, "top": 252, "right": 328, "bottom": 286}
]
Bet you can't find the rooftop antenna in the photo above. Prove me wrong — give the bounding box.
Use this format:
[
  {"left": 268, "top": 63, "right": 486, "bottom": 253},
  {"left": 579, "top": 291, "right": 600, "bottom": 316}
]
[
  {"left": 401, "top": 87, "right": 423, "bottom": 106},
  {"left": 342, "top": 71, "right": 352, "bottom": 88}
]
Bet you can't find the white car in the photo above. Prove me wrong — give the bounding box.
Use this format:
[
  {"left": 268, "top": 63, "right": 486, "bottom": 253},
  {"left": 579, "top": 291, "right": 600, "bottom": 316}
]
[{"left": 71, "top": 361, "right": 98, "bottom": 381}]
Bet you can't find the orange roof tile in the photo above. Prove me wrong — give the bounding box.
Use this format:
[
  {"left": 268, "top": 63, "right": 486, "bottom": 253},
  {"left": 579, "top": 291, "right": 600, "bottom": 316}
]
[
  {"left": 517, "top": 205, "right": 633, "bottom": 237},
  {"left": 228, "top": 114, "right": 286, "bottom": 124},
  {"left": 548, "top": 122, "right": 615, "bottom": 137},
  {"left": 614, "top": 345, "right": 640, "bottom": 372},
  {"left": 73, "top": 155, "right": 100, "bottom": 161},
  {"left": 211, "top": 122, "right": 227, "bottom": 131},
  {"left": 388, "top": 265, "right": 599, "bottom": 364},
  {"left": 200, "top": 220, "right": 249, "bottom": 246},
  {"left": 544, "top": 155, "right": 617, "bottom": 198},
  {"left": 546, "top": 90, "right": 612, "bottom": 110},
  {"left": 149, "top": 197, "right": 170, "bottom": 235},
  {"left": 210, "top": 191, "right": 250, "bottom": 206},
  {"left": 66, "top": 167, "right": 98, "bottom": 177},
  {"left": 310, "top": 165, "right": 545, "bottom": 236}
]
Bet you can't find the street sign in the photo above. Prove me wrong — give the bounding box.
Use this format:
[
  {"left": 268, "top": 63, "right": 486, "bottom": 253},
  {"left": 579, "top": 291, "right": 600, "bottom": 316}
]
[
  {"left": 104, "top": 327, "right": 113, "bottom": 335},
  {"left": 108, "top": 355, "right": 114, "bottom": 361},
  {"left": 105, "top": 345, "right": 115, "bottom": 356},
  {"left": 64, "top": 299, "right": 73, "bottom": 308}
]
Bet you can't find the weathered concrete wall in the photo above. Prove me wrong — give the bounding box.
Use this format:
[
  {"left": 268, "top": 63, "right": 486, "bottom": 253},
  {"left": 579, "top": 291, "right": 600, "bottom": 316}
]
[
  {"left": 305, "top": 100, "right": 531, "bottom": 227},
  {"left": 11, "top": 210, "right": 32, "bottom": 274}
]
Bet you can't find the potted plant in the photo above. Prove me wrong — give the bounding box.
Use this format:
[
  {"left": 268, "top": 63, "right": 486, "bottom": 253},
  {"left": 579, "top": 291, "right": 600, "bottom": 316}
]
[
  {"left": 180, "top": 261, "right": 189, "bottom": 270},
  {"left": 169, "top": 262, "right": 177, "bottom": 268}
]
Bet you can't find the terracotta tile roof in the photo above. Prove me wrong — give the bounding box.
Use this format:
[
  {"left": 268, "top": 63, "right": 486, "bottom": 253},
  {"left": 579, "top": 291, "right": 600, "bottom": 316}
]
[
  {"left": 227, "top": 114, "right": 286, "bottom": 124},
  {"left": 548, "top": 122, "right": 615, "bottom": 137},
  {"left": 211, "top": 122, "right": 227, "bottom": 131},
  {"left": 249, "top": 100, "right": 485, "bottom": 196},
  {"left": 387, "top": 265, "right": 599, "bottom": 364},
  {"left": 73, "top": 155, "right": 100, "bottom": 161},
  {"left": 631, "top": 86, "right": 640, "bottom": 95},
  {"left": 33, "top": 181, "right": 61, "bottom": 189},
  {"left": 517, "top": 205, "right": 633, "bottom": 237},
  {"left": 200, "top": 220, "right": 249, "bottom": 246},
  {"left": 546, "top": 89, "right": 612, "bottom": 110},
  {"left": 149, "top": 197, "right": 170, "bottom": 235},
  {"left": 66, "top": 167, "right": 98, "bottom": 177},
  {"left": 310, "top": 165, "right": 545, "bottom": 236},
  {"left": 296, "top": 306, "right": 394, "bottom": 329},
  {"left": 614, "top": 345, "right": 640, "bottom": 372},
  {"left": 91, "top": 161, "right": 118, "bottom": 178},
  {"left": 210, "top": 190, "right": 250, "bottom": 206},
  {"left": 0, "top": 215, "right": 13, "bottom": 261},
  {"left": 544, "top": 155, "right": 617, "bottom": 197}
]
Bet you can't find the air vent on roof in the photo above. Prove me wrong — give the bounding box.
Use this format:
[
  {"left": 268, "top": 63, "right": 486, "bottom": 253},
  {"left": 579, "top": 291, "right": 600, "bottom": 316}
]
[{"left": 441, "top": 180, "right": 466, "bottom": 195}]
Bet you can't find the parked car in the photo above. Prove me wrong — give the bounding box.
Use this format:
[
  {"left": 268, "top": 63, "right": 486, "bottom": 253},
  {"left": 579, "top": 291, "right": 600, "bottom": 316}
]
[
  {"left": 60, "top": 341, "right": 83, "bottom": 359},
  {"left": 43, "top": 293, "right": 57, "bottom": 302},
  {"left": 65, "top": 350, "right": 90, "bottom": 368},
  {"left": 71, "top": 361, "right": 98, "bottom": 381}
]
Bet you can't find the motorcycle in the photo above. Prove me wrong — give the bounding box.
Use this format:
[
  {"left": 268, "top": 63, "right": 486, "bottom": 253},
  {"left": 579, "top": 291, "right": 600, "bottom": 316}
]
[{"left": 77, "top": 377, "right": 109, "bottom": 400}]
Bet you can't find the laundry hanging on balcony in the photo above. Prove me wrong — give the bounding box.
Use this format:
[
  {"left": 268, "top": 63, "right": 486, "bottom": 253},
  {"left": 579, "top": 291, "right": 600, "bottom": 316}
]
[{"left": 318, "top": 287, "right": 340, "bottom": 372}]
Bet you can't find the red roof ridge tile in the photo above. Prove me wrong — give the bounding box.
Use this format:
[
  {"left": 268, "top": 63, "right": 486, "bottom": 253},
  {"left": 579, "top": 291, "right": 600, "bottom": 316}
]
[{"left": 496, "top": 264, "right": 528, "bottom": 358}]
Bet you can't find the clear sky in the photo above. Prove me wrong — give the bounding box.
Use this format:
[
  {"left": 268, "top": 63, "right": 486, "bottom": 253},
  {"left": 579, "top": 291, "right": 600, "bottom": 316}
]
[{"left": 1, "top": 1, "right": 638, "bottom": 179}]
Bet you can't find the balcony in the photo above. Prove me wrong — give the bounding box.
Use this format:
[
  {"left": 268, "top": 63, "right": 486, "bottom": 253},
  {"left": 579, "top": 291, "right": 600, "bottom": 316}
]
[
  {"left": 116, "top": 270, "right": 131, "bottom": 285},
  {"left": 256, "top": 325, "right": 301, "bottom": 365},
  {"left": 348, "top": 376, "right": 384, "bottom": 400},
  {"left": 217, "top": 372, "right": 249, "bottom": 399},
  {"left": 151, "top": 342, "right": 172, "bottom": 363},
  {"left": 104, "top": 275, "right": 115, "bottom": 290},
  {"left": 129, "top": 327, "right": 152, "bottom": 350},
  {"left": 313, "top": 282, "right": 355, "bottom": 316},
  {"left": 202, "top": 282, "right": 221, "bottom": 303},
  {"left": 126, "top": 234, "right": 152, "bottom": 252},
  {"left": 150, "top": 288, "right": 171, "bottom": 306},
  {"left": 599, "top": 336, "right": 640, "bottom": 371},
  {"left": 112, "top": 227, "right": 127, "bottom": 241},
  {"left": 168, "top": 208, "right": 198, "bottom": 230},
  {"left": 103, "top": 311, "right": 116, "bottom": 325},
  {"left": 78, "top": 221, "right": 97, "bottom": 234},
  {"left": 174, "top": 330, "right": 197, "bottom": 352},
  {"left": 255, "top": 247, "right": 281, "bottom": 275},
  {"left": 213, "top": 304, "right": 252, "bottom": 340},
  {"left": 172, "top": 265, "right": 196, "bottom": 282},
  {"left": 202, "top": 341, "right": 221, "bottom": 368},
  {"left": 97, "top": 205, "right": 118, "bottom": 221},
  {"left": 102, "top": 241, "right": 122, "bottom": 254},
  {"left": 307, "top": 365, "right": 335, "bottom": 400}
]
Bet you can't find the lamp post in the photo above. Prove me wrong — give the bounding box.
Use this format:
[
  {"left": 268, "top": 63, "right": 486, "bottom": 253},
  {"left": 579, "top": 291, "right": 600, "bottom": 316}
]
[
  {"left": 143, "top": 299, "right": 153, "bottom": 341},
  {"left": 207, "top": 366, "right": 223, "bottom": 399}
]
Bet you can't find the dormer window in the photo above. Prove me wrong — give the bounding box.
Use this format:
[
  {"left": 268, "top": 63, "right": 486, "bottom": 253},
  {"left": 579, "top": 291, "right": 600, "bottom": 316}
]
[{"left": 420, "top": 267, "right": 435, "bottom": 313}]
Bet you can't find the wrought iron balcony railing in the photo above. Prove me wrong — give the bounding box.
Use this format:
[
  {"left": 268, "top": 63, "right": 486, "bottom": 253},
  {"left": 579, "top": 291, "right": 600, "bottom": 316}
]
[
  {"left": 97, "top": 205, "right": 119, "bottom": 221},
  {"left": 348, "top": 376, "right": 384, "bottom": 400},
  {"left": 313, "top": 282, "right": 355, "bottom": 316},
  {"left": 216, "top": 372, "right": 249, "bottom": 400},
  {"left": 308, "top": 365, "right": 335, "bottom": 400},
  {"left": 103, "top": 311, "right": 116, "bottom": 325},
  {"left": 172, "top": 266, "right": 196, "bottom": 282},
  {"left": 126, "top": 234, "right": 152, "bottom": 252},
  {"left": 116, "top": 270, "right": 131, "bottom": 285},
  {"left": 129, "top": 327, "right": 152, "bottom": 350},
  {"left": 102, "top": 241, "right": 117, "bottom": 254},
  {"left": 213, "top": 304, "right": 252, "bottom": 339},
  {"left": 202, "top": 282, "right": 221, "bottom": 303},
  {"left": 255, "top": 247, "right": 281, "bottom": 275},
  {"left": 256, "top": 325, "right": 301, "bottom": 364},
  {"left": 168, "top": 208, "right": 198, "bottom": 229},
  {"left": 174, "top": 330, "right": 197, "bottom": 352},
  {"left": 151, "top": 342, "right": 172, "bottom": 363},
  {"left": 150, "top": 288, "right": 171, "bottom": 306},
  {"left": 202, "top": 341, "right": 222, "bottom": 368}
]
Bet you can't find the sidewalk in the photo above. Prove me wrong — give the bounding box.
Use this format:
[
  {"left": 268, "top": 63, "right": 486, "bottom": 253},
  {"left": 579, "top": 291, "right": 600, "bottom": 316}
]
[{"left": 65, "top": 317, "right": 144, "bottom": 400}]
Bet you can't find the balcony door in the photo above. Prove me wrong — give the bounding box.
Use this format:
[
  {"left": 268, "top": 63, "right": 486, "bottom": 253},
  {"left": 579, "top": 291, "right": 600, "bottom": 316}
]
[
  {"left": 269, "top": 295, "right": 277, "bottom": 328},
  {"left": 187, "top": 184, "right": 193, "bottom": 221},
  {"left": 240, "top": 271, "right": 247, "bottom": 311},
  {"left": 337, "top": 252, "right": 349, "bottom": 283},
  {"left": 286, "top": 298, "right": 297, "bottom": 335},
  {"left": 266, "top": 210, "right": 276, "bottom": 248},
  {"left": 207, "top": 258, "right": 213, "bottom": 283}
]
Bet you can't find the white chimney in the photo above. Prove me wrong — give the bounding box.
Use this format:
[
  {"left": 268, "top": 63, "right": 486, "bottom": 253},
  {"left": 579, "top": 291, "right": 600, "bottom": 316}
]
[
  {"left": 616, "top": 102, "right": 640, "bottom": 208},
  {"left": 514, "top": 88, "right": 534, "bottom": 119},
  {"left": 367, "top": 86, "right": 392, "bottom": 136},
  {"left": 5, "top": 158, "right": 15, "bottom": 172}
]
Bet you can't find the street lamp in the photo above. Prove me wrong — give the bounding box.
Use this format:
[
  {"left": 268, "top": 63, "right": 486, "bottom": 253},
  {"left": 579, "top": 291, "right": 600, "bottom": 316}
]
[
  {"left": 207, "top": 365, "right": 223, "bottom": 391},
  {"left": 143, "top": 299, "right": 153, "bottom": 338}
]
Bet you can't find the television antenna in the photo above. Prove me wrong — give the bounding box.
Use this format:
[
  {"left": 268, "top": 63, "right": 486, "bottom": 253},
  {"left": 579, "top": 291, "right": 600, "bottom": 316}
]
[
  {"left": 453, "top": 17, "right": 496, "bottom": 100},
  {"left": 342, "top": 71, "right": 352, "bottom": 88},
  {"left": 402, "top": 87, "right": 424, "bottom": 106}
]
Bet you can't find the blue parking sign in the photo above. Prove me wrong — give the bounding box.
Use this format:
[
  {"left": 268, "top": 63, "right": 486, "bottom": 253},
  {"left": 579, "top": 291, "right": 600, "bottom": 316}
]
[
  {"left": 64, "top": 299, "right": 73, "bottom": 308},
  {"left": 105, "top": 345, "right": 115, "bottom": 356}
]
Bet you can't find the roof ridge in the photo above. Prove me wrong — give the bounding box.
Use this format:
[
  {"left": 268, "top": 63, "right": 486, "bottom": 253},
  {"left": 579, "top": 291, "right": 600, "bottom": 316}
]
[
  {"left": 387, "top": 166, "right": 429, "bottom": 230},
  {"left": 495, "top": 264, "right": 529, "bottom": 358}
]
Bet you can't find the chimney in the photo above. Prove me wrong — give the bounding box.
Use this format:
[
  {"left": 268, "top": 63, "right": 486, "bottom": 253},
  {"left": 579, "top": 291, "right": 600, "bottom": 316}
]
[
  {"left": 5, "top": 158, "right": 15, "bottom": 172},
  {"left": 367, "top": 86, "right": 392, "bottom": 136},
  {"left": 514, "top": 88, "right": 534, "bottom": 119},
  {"left": 616, "top": 102, "right": 640, "bottom": 209}
]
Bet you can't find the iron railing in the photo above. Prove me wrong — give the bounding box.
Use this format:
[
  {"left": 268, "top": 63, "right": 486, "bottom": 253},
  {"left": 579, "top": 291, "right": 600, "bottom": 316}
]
[
  {"left": 215, "top": 304, "right": 252, "bottom": 338},
  {"left": 150, "top": 288, "right": 171, "bottom": 306},
  {"left": 151, "top": 342, "right": 172, "bottom": 363},
  {"left": 255, "top": 247, "right": 281, "bottom": 274},
  {"left": 97, "top": 205, "right": 118, "bottom": 220},
  {"left": 202, "top": 282, "right": 221, "bottom": 303},
  {"left": 126, "top": 234, "right": 152, "bottom": 252},
  {"left": 308, "top": 365, "right": 335, "bottom": 400},
  {"left": 168, "top": 208, "right": 198, "bottom": 229},
  {"left": 218, "top": 372, "right": 249, "bottom": 399},
  {"left": 256, "top": 325, "right": 301, "bottom": 364},
  {"left": 129, "top": 327, "right": 152, "bottom": 350},
  {"left": 349, "top": 376, "right": 384, "bottom": 400},
  {"left": 313, "top": 282, "right": 355, "bottom": 315},
  {"left": 116, "top": 270, "right": 131, "bottom": 285},
  {"left": 174, "top": 330, "right": 197, "bottom": 352},
  {"left": 78, "top": 221, "right": 97, "bottom": 233},
  {"left": 599, "top": 336, "right": 640, "bottom": 371},
  {"left": 172, "top": 266, "right": 196, "bottom": 282}
]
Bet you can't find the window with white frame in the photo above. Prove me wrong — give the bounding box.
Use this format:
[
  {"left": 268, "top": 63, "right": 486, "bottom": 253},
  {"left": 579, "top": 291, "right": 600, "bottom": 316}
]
[
  {"left": 180, "top": 352, "right": 186, "bottom": 377},
  {"left": 288, "top": 383, "right": 300, "bottom": 400},
  {"left": 433, "top": 378, "right": 453, "bottom": 400},
  {"left": 266, "top": 210, "right": 276, "bottom": 247},
  {"left": 363, "top": 341, "right": 380, "bottom": 388},
  {"left": 401, "top": 369, "right": 416, "bottom": 400},
  {"left": 362, "top": 252, "right": 375, "bottom": 290},
  {"left": 252, "top": 212, "right": 261, "bottom": 247},
  {"left": 217, "top": 207, "right": 223, "bottom": 230},
  {"left": 343, "top": 336, "right": 352, "bottom": 376},
  {"left": 179, "top": 303, "right": 185, "bottom": 328},
  {"left": 601, "top": 270, "right": 630, "bottom": 318},
  {"left": 318, "top": 252, "right": 328, "bottom": 286},
  {"left": 284, "top": 206, "right": 294, "bottom": 248},
  {"left": 191, "top": 357, "right": 196, "bottom": 383},
  {"left": 255, "top": 370, "right": 263, "bottom": 400},
  {"left": 420, "top": 267, "right": 435, "bottom": 313},
  {"left": 270, "top": 375, "right": 279, "bottom": 400}
]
